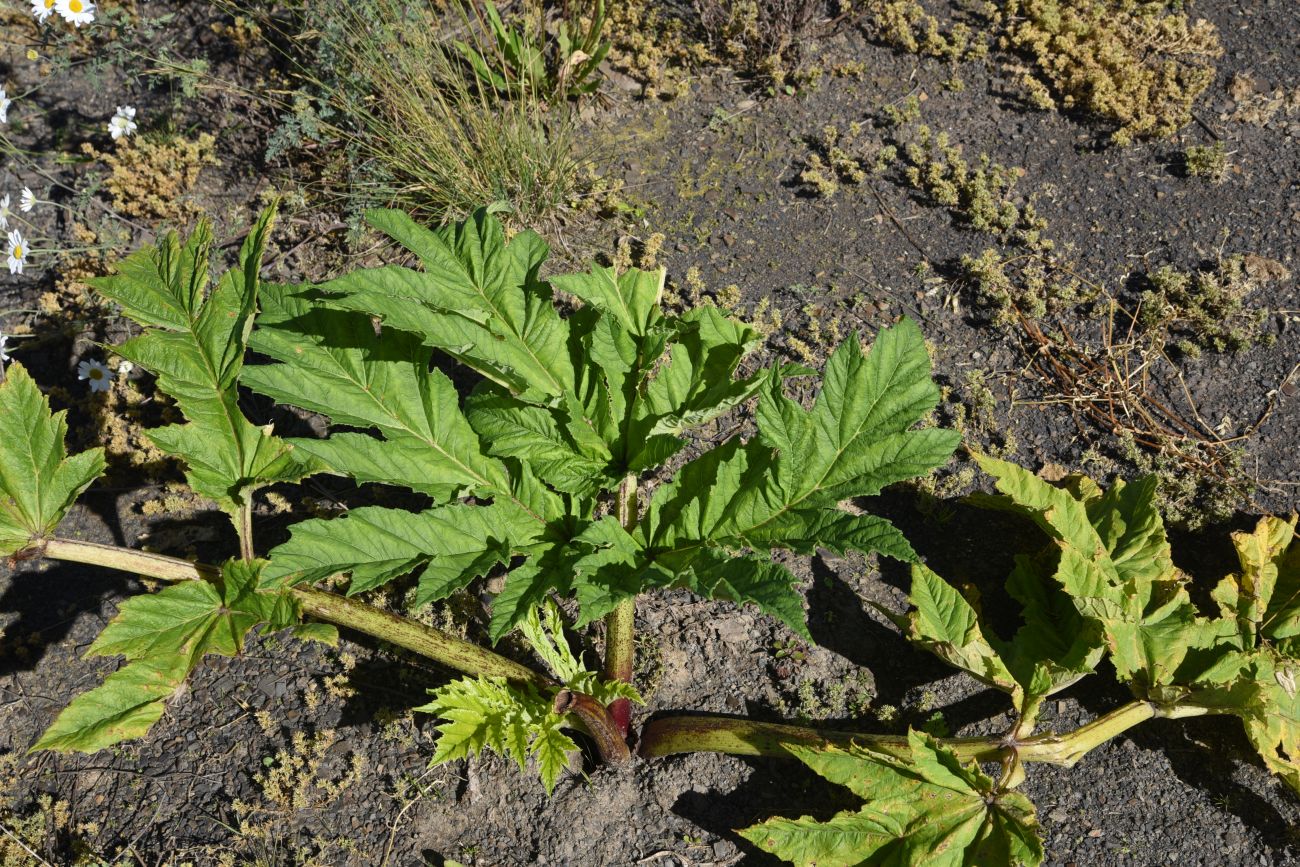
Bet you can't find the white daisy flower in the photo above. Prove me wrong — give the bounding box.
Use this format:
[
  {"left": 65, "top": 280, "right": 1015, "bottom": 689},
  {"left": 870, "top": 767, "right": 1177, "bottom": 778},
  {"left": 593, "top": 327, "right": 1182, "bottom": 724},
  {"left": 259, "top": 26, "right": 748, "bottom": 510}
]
[
  {"left": 0, "top": 195, "right": 10, "bottom": 231},
  {"left": 0, "top": 333, "right": 9, "bottom": 363},
  {"left": 19, "top": 188, "right": 35, "bottom": 213},
  {"left": 31, "top": 0, "right": 56, "bottom": 23},
  {"left": 55, "top": 0, "right": 94, "bottom": 27},
  {"left": 108, "top": 106, "right": 137, "bottom": 141},
  {"left": 0, "top": 89, "right": 10, "bottom": 125},
  {"left": 6, "top": 229, "right": 26, "bottom": 275},
  {"left": 78, "top": 359, "right": 111, "bottom": 392}
]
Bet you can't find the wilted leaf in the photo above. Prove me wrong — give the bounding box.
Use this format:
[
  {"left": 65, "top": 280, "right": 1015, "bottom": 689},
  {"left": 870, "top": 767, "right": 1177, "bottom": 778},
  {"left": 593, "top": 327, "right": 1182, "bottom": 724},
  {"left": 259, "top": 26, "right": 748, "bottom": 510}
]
[{"left": 740, "top": 731, "right": 1043, "bottom": 866}]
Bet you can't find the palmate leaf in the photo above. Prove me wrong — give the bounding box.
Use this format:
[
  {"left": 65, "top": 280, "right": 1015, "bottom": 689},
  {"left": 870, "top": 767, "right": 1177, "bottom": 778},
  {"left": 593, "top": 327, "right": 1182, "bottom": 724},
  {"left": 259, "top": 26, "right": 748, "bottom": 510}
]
[
  {"left": 570, "top": 319, "right": 960, "bottom": 638},
  {"left": 0, "top": 363, "right": 105, "bottom": 555},
  {"left": 93, "top": 205, "right": 313, "bottom": 529},
  {"left": 319, "top": 208, "right": 573, "bottom": 401},
  {"left": 900, "top": 555, "right": 1105, "bottom": 715},
  {"left": 243, "top": 281, "right": 514, "bottom": 503},
  {"left": 34, "top": 560, "right": 298, "bottom": 752},
  {"left": 647, "top": 319, "right": 959, "bottom": 554},
  {"left": 740, "top": 731, "right": 1043, "bottom": 867}
]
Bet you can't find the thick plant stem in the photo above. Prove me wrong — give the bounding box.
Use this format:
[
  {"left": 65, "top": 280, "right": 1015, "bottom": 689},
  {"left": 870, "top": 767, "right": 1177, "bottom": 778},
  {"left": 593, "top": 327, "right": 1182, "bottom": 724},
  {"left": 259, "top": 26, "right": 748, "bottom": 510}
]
[
  {"left": 554, "top": 689, "right": 631, "bottom": 764},
  {"left": 43, "top": 538, "right": 222, "bottom": 582},
  {"left": 294, "top": 588, "right": 548, "bottom": 685},
  {"left": 637, "top": 715, "right": 998, "bottom": 763},
  {"left": 237, "top": 500, "right": 255, "bottom": 561},
  {"left": 603, "top": 473, "right": 638, "bottom": 736},
  {"left": 638, "top": 700, "right": 1216, "bottom": 767},
  {"left": 40, "top": 537, "right": 549, "bottom": 686}
]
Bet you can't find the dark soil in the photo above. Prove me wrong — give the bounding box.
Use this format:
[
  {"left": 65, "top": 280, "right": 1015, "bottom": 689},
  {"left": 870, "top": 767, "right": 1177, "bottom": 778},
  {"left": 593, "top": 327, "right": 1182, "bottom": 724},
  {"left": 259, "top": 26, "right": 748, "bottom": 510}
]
[{"left": 1, "top": 2, "right": 1298, "bottom": 865}]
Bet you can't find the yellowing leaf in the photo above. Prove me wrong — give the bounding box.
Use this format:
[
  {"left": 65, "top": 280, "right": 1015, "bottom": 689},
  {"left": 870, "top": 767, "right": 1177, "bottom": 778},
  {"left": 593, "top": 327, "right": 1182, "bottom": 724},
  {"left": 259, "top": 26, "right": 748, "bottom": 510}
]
[
  {"left": 907, "top": 564, "right": 1018, "bottom": 695},
  {"left": 740, "top": 732, "right": 1043, "bottom": 866},
  {"left": 974, "top": 454, "right": 1216, "bottom": 692}
]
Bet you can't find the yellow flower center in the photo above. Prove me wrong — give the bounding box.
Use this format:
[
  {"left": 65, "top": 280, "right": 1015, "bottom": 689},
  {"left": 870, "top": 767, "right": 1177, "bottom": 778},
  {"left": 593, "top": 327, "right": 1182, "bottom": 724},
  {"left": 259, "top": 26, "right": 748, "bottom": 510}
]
[
  {"left": 69, "top": 0, "right": 83, "bottom": 11},
  {"left": 44, "top": 0, "right": 54, "bottom": 9},
  {"left": 12, "top": 245, "right": 22, "bottom": 259},
  {"left": 89, "top": 368, "right": 104, "bottom": 380}
]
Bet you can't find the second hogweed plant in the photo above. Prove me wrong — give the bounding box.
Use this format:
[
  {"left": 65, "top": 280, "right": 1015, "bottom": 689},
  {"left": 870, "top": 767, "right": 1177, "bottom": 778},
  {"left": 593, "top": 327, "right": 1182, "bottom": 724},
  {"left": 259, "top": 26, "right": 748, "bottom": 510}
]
[{"left": 3, "top": 205, "right": 1299, "bottom": 865}]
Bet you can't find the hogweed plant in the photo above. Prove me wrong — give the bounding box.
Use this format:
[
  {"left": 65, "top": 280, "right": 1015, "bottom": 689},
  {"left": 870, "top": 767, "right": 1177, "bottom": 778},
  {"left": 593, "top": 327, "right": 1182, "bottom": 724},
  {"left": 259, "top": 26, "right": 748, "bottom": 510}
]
[
  {"left": 4, "top": 202, "right": 954, "bottom": 768},
  {"left": 3, "top": 205, "right": 1299, "bottom": 864}
]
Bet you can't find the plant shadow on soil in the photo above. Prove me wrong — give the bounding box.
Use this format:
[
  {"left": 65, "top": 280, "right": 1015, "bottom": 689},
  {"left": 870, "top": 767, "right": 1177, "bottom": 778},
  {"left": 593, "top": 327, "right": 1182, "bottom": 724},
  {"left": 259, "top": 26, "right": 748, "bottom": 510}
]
[{"left": 0, "top": 559, "right": 132, "bottom": 678}]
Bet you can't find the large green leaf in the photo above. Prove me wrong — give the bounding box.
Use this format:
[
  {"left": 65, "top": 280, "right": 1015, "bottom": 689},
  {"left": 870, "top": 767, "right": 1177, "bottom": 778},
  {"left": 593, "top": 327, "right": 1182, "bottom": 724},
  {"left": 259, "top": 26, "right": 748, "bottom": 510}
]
[
  {"left": 550, "top": 263, "right": 664, "bottom": 337},
  {"left": 647, "top": 320, "right": 959, "bottom": 554},
  {"left": 93, "top": 206, "right": 312, "bottom": 528},
  {"left": 243, "top": 281, "right": 513, "bottom": 503},
  {"left": 598, "top": 320, "right": 957, "bottom": 637},
  {"left": 263, "top": 502, "right": 538, "bottom": 604},
  {"left": 33, "top": 560, "right": 297, "bottom": 752},
  {"left": 465, "top": 387, "right": 610, "bottom": 496},
  {"left": 0, "top": 363, "right": 105, "bottom": 555},
  {"left": 740, "top": 731, "right": 1043, "bottom": 866},
  {"left": 320, "top": 208, "right": 573, "bottom": 401}
]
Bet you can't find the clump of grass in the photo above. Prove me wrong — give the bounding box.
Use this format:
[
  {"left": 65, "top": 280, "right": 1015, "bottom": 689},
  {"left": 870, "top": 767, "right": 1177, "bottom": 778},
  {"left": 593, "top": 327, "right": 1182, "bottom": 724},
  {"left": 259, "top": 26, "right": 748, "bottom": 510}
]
[
  {"left": 284, "top": 0, "right": 584, "bottom": 226},
  {"left": 1138, "top": 256, "right": 1273, "bottom": 357},
  {"left": 1000, "top": 0, "right": 1222, "bottom": 145}
]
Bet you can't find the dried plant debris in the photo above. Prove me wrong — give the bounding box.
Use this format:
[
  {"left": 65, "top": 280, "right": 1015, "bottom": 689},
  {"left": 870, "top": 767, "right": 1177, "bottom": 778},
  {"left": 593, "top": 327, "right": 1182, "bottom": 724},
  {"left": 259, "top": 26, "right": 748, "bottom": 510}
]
[
  {"left": 1000, "top": 0, "right": 1222, "bottom": 144},
  {"left": 1224, "top": 73, "right": 1300, "bottom": 127},
  {"left": 82, "top": 133, "right": 219, "bottom": 222},
  {"left": 695, "top": 0, "right": 831, "bottom": 85}
]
